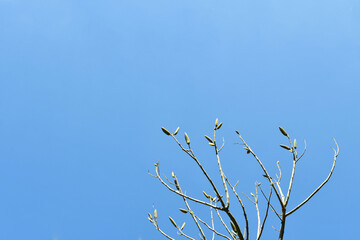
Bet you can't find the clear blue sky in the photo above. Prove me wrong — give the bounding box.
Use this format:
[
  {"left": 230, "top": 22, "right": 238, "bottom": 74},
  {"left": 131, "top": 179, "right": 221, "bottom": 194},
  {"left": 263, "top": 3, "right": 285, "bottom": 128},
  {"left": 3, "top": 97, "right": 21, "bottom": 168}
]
[{"left": 0, "top": 0, "right": 359, "bottom": 239}]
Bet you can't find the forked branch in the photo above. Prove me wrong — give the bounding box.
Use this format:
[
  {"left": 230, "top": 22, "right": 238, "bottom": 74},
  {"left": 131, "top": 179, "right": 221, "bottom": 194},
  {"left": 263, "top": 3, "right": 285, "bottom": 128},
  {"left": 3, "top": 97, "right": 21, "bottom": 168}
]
[{"left": 286, "top": 138, "right": 339, "bottom": 216}]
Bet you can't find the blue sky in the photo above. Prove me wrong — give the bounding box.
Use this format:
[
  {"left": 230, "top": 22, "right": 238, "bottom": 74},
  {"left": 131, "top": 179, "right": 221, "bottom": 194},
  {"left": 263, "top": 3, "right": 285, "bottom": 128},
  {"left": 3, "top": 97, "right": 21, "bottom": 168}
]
[{"left": 0, "top": 0, "right": 359, "bottom": 239}]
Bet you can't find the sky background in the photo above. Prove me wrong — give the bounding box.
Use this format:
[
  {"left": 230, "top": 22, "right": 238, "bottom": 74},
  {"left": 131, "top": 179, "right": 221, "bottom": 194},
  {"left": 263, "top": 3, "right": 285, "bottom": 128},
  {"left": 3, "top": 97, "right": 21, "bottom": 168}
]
[{"left": 0, "top": 0, "right": 359, "bottom": 239}]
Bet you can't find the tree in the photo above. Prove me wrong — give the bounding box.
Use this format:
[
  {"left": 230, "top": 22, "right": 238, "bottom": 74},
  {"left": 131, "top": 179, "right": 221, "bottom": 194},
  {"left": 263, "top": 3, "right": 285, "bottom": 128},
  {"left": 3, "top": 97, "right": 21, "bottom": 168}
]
[{"left": 148, "top": 119, "right": 339, "bottom": 240}]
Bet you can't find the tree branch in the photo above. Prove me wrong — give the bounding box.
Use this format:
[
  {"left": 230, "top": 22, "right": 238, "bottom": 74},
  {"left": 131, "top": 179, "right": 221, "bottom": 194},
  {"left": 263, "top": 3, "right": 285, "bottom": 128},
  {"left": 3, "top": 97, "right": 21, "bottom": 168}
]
[{"left": 149, "top": 163, "right": 223, "bottom": 210}]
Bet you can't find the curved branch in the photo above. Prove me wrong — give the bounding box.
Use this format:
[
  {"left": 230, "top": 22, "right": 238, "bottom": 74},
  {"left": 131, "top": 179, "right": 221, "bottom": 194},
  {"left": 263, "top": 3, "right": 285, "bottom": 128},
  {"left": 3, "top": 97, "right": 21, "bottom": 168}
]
[
  {"left": 286, "top": 139, "right": 339, "bottom": 216},
  {"left": 296, "top": 140, "right": 307, "bottom": 162}
]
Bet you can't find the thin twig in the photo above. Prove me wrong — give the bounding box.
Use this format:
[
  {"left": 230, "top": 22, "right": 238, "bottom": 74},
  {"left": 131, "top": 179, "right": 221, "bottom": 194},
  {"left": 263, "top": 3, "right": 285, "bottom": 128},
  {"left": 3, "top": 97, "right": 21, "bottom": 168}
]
[
  {"left": 195, "top": 216, "right": 232, "bottom": 240},
  {"left": 243, "top": 192, "right": 255, "bottom": 204},
  {"left": 259, "top": 185, "right": 281, "bottom": 220},
  {"left": 225, "top": 177, "right": 249, "bottom": 240},
  {"left": 296, "top": 140, "right": 307, "bottom": 162},
  {"left": 257, "top": 186, "right": 272, "bottom": 240},
  {"left": 215, "top": 209, "right": 236, "bottom": 240},
  {"left": 218, "top": 137, "right": 225, "bottom": 152}
]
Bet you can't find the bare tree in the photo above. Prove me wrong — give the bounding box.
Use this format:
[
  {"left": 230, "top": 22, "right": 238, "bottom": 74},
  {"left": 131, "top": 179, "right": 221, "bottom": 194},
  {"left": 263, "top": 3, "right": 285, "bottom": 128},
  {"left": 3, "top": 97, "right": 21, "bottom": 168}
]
[{"left": 148, "top": 119, "right": 339, "bottom": 240}]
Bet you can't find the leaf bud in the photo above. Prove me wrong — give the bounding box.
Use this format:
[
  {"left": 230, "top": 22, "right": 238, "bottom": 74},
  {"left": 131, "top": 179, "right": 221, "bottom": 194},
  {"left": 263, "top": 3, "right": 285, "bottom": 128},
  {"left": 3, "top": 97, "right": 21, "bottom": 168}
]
[
  {"left": 184, "top": 132, "right": 190, "bottom": 145},
  {"left": 179, "top": 208, "right": 188, "bottom": 213},
  {"left": 174, "top": 127, "right": 180, "bottom": 135},
  {"left": 169, "top": 216, "right": 177, "bottom": 228},
  {"left": 161, "top": 127, "right": 171, "bottom": 135},
  {"left": 279, "top": 127, "right": 288, "bottom": 137},
  {"left": 174, "top": 179, "right": 180, "bottom": 190},
  {"left": 204, "top": 135, "right": 213, "bottom": 143},
  {"left": 154, "top": 209, "right": 157, "bottom": 219},
  {"left": 180, "top": 222, "right": 186, "bottom": 230},
  {"left": 203, "top": 191, "right": 211, "bottom": 199},
  {"left": 280, "top": 144, "right": 291, "bottom": 150}
]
